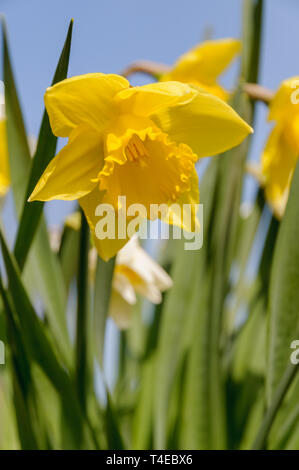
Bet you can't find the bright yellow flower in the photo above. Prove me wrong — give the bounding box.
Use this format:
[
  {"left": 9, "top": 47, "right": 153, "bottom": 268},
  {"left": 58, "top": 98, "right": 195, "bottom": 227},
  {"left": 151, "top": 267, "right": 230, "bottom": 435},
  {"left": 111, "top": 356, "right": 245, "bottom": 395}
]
[
  {"left": 0, "top": 96, "right": 10, "bottom": 196},
  {"left": 260, "top": 77, "right": 299, "bottom": 218},
  {"left": 29, "top": 73, "right": 252, "bottom": 260},
  {"left": 161, "top": 39, "right": 241, "bottom": 101}
]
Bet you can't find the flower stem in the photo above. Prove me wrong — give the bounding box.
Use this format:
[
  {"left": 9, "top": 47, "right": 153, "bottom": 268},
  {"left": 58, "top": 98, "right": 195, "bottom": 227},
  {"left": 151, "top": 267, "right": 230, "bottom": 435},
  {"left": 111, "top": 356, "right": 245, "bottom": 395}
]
[
  {"left": 121, "top": 60, "right": 171, "bottom": 79},
  {"left": 243, "top": 83, "right": 274, "bottom": 103},
  {"left": 75, "top": 208, "right": 90, "bottom": 411}
]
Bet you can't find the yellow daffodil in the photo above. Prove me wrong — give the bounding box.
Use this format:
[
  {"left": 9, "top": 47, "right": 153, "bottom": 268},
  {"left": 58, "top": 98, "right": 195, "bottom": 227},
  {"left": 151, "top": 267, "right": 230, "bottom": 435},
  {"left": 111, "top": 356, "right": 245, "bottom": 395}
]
[
  {"left": 161, "top": 39, "right": 241, "bottom": 101},
  {"left": 106, "top": 236, "right": 172, "bottom": 329},
  {"left": 0, "top": 96, "right": 10, "bottom": 196},
  {"left": 260, "top": 77, "right": 299, "bottom": 218},
  {"left": 29, "top": 73, "right": 252, "bottom": 260}
]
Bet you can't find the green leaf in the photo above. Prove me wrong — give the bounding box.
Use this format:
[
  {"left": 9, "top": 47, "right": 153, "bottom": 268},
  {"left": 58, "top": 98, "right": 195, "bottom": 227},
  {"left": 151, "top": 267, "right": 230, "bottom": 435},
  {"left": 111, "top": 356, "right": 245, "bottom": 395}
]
[
  {"left": 94, "top": 256, "right": 115, "bottom": 364},
  {"left": 267, "top": 160, "right": 299, "bottom": 405},
  {"left": 253, "top": 363, "right": 298, "bottom": 449},
  {"left": 155, "top": 10, "right": 263, "bottom": 443},
  {"left": 227, "top": 296, "right": 266, "bottom": 449},
  {"left": 2, "top": 18, "right": 72, "bottom": 364},
  {"left": 0, "top": 272, "right": 47, "bottom": 449},
  {"left": 13, "top": 19, "right": 73, "bottom": 270},
  {"left": 132, "top": 356, "right": 156, "bottom": 449},
  {"left": 0, "top": 371, "right": 21, "bottom": 449},
  {"left": 75, "top": 209, "right": 90, "bottom": 411},
  {"left": 105, "top": 393, "right": 125, "bottom": 450},
  {"left": 0, "top": 230, "right": 96, "bottom": 449},
  {"left": 131, "top": 301, "right": 163, "bottom": 450},
  {"left": 242, "top": 0, "right": 264, "bottom": 85},
  {"left": 153, "top": 159, "right": 221, "bottom": 449},
  {"left": 58, "top": 223, "right": 80, "bottom": 290}
]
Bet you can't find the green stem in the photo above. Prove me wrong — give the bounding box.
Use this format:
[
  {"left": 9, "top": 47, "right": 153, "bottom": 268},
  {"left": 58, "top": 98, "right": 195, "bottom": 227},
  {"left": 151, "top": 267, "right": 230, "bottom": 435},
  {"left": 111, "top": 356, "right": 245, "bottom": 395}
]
[
  {"left": 242, "top": 0, "right": 264, "bottom": 84},
  {"left": 252, "top": 363, "right": 299, "bottom": 450},
  {"left": 94, "top": 255, "right": 115, "bottom": 364},
  {"left": 75, "top": 208, "right": 90, "bottom": 411}
]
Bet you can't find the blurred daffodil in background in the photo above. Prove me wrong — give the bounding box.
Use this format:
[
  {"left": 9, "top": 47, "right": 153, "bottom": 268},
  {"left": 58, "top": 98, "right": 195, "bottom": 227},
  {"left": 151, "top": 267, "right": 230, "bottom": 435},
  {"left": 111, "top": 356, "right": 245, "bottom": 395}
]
[
  {"left": 90, "top": 235, "right": 172, "bottom": 329},
  {"left": 28, "top": 73, "right": 252, "bottom": 260},
  {"left": 0, "top": 94, "right": 10, "bottom": 196},
  {"left": 258, "top": 77, "right": 299, "bottom": 218},
  {"left": 160, "top": 38, "right": 241, "bottom": 101},
  {"left": 65, "top": 211, "right": 173, "bottom": 329}
]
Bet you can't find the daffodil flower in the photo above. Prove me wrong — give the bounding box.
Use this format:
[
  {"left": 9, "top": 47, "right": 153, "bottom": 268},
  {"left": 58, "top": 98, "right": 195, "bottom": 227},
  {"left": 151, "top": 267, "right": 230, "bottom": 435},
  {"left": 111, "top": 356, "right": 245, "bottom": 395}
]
[
  {"left": 161, "top": 39, "right": 241, "bottom": 101},
  {"left": 29, "top": 73, "right": 252, "bottom": 260},
  {"left": 0, "top": 95, "right": 10, "bottom": 196},
  {"left": 109, "top": 236, "right": 172, "bottom": 329},
  {"left": 260, "top": 77, "right": 299, "bottom": 218}
]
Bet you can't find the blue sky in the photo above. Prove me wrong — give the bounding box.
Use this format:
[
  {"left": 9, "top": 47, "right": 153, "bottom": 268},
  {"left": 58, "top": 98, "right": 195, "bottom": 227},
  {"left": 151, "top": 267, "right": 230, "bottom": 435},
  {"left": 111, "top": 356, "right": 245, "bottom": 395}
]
[
  {"left": 1, "top": 0, "right": 298, "bottom": 130},
  {"left": 1, "top": 0, "right": 299, "bottom": 228}
]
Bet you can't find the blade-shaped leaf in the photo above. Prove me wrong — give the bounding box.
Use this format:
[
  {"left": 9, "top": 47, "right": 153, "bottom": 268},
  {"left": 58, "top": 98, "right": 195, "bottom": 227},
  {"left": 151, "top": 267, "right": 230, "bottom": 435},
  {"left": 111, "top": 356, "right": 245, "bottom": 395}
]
[
  {"left": 0, "top": 230, "right": 97, "bottom": 449},
  {"left": 14, "top": 19, "right": 73, "bottom": 270},
  {"left": 2, "top": 18, "right": 72, "bottom": 364},
  {"left": 0, "top": 273, "right": 40, "bottom": 449},
  {"left": 106, "top": 393, "right": 125, "bottom": 450},
  {"left": 267, "top": 160, "right": 299, "bottom": 405},
  {"left": 75, "top": 210, "right": 90, "bottom": 411},
  {"left": 94, "top": 256, "right": 115, "bottom": 364}
]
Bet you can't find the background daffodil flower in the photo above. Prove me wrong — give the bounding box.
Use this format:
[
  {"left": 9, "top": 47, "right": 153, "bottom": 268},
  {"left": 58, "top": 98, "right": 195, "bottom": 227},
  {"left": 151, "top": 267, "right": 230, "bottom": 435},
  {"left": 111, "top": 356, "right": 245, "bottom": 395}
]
[
  {"left": 90, "top": 235, "right": 173, "bottom": 329},
  {"left": 61, "top": 211, "right": 172, "bottom": 329},
  {"left": 260, "top": 77, "right": 299, "bottom": 218},
  {"left": 29, "top": 73, "right": 252, "bottom": 260},
  {"left": 160, "top": 38, "right": 241, "bottom": 101},
  {"left": 0, "top": 95, "right": 10, "bottom": 197}
]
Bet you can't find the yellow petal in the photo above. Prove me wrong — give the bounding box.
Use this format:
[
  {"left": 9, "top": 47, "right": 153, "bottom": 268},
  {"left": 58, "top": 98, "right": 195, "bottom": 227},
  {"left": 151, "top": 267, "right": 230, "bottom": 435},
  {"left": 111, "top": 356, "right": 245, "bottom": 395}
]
[
  {"left": 109, "top": 289, "right": 133, "bottom": 329},
  {"left": 152, "top": 87, "right": 253, "bottom": 159},
  {"left": 29, "top": 124, "right": 103, "bottom": 201},
  {"left": 45, "top": 73, "right": 129, "bottom": 137},
  {"left": 79, "top": 186, "right": 129, "bottom": 261},
  {"left": 113, "top": 269, "right": 137, "bottom": 305},
  {"left": 261, "top": 123, "right": 298, "bottom": 218},
  {"left": 114, "top": 237, "right": 173, "bottom": 305},
  {"left": 164, "top": 39, "right": 241, "bottom": 84},
  {"left": 268, "top": 76, "right": 299, "bottom": 122},
  {"left": 0, "top": 120, "right": 10, "bottom": 196},
  {"left": 187, "top": 82, "right": 229, "bottom": 101},
  {"left": 116, "top": 236, "right": 173, "bottom": 293},
  {"left": 115, "top": 81, "right": 197, "bottom": 117}
]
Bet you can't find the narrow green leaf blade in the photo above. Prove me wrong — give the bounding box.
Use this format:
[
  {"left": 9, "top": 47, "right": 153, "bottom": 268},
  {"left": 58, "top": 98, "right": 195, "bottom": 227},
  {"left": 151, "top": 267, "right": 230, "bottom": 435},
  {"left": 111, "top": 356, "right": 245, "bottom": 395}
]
[
  {"left": 2, "top": 18, "right": 72, "bottom": 363},
  {"left": 106, "top": 394, "right": 125, "bottom": 450},
  {"left": 94, "top": 256, "right": 115, "bottom": 364},
  {"left": 267, "top": 161, "right": 299, "bottom": 405},
  {"left": 14, "top": 19, "right": 73, "bottom": 269},
  {"left": 0, "top": 231, "right": 95, "bottom": 449},
  {"left": 75, "top": 210, "right": 90, "bottom": 411}
]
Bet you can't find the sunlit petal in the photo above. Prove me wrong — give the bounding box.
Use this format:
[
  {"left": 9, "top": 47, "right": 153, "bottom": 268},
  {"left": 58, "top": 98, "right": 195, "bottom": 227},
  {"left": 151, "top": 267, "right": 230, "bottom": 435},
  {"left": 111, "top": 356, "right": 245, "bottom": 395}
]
[
  {"left": 29, "top": 124, "right": 103, "bottom": 201},
  {"left": 45, "top": 73, "right": 129, "bottom": 137}
]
